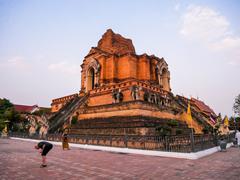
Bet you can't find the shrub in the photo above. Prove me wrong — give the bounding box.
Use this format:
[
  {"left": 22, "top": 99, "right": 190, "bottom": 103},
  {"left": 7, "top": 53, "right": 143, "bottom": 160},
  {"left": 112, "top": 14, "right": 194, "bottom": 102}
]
[
  {"left": 167, "top": 120, "right": 179, "bottom": 127},
  {"left": 176, "top": 128, "right": 183, "bottom": 135},
  {"left": 12, "top": 123, "right": 20, "bottom": 132},
  {"left": 156, "top": 125, "right": 171, "bottom": 136},
  {"left": 71, "top": 116, "right": 78, "bottom": 125},
  {"left": 202, "top": 127, "right": 210, "bottom": 134}
]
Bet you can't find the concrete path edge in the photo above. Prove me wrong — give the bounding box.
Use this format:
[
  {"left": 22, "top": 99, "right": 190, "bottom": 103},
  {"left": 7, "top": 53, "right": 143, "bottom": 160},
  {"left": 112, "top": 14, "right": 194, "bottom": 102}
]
[{"left": 10, "top": 137, "right": 233, "bottom": 160}]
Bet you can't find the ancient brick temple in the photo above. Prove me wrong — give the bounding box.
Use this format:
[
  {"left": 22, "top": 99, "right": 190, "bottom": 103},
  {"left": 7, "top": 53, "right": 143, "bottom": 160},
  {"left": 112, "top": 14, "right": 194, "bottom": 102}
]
[{"left": 50, "top": 29, "right": 213, "bottom": 135}]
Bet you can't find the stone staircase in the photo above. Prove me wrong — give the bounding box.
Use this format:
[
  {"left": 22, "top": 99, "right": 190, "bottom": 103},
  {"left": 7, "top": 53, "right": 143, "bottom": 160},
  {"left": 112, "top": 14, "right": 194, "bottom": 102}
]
[{"left": 48, "top": 94, "right": 88, "bottom": 133}]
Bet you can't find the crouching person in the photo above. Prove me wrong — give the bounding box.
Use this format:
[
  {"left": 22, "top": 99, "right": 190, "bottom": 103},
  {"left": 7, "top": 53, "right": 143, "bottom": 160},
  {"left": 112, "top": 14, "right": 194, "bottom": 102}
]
[{"left": 35, "top": 141, "right": 53, "bottom": 168}]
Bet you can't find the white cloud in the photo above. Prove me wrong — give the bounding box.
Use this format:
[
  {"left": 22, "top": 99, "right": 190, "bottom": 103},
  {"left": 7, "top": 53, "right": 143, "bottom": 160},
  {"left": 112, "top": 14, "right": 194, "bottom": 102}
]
[
  {"left": 180, "top": 5, "right": 230, "bottom": 42},
  {"left": 211, "top": 36, "right": 240, "bottom": 65},
  {"left": 211, "top": 36, "right": 240, "bottom": 50},
  {"left": 174, "top": 3, "right": 180, "bottom": 11},
  {"left": 48, "top": 61, "right": 79, "bottom": 75},
  {"left": 180, "top": 5, "right": 240, "bottom": 65},
  {"left": 0, "top": 56, "right": 29, "bottom": 69},
  {"left": 228, "top": 61, "right": 240, "bottom": 66}
]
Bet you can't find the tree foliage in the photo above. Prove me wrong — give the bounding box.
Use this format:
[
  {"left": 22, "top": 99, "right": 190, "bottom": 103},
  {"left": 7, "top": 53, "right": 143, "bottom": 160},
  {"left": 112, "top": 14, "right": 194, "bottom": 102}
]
[
  {"left": 0, "top": 98, "right": 21, "bottom": 131},
  {"left": 71, "top": 116, "right": 78, "bottom": 125},
  {"left": 233, "top": 94, "right": 240, "bottom": 117},
  {"left": 0, "top": 98, "right": 13, "bottom": 113},
  {"left": 156, "top": 125, "right": 171, "bottom": 136}
]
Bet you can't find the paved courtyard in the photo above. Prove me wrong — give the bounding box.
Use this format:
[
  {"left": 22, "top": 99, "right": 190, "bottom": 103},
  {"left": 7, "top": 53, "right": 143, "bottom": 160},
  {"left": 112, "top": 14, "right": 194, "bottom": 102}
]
[{"left": 0, "top": 138, "right": 240, "bottom": 180}]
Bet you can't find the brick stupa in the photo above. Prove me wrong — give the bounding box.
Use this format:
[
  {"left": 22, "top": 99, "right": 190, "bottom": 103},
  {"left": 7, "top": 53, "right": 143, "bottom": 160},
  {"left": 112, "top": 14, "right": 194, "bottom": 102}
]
[{"left": 50, "top": 29, "right": 209, "bottom": 135}]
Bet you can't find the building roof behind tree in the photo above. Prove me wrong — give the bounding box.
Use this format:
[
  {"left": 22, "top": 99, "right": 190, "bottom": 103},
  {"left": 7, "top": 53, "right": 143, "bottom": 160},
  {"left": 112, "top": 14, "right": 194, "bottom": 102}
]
[
  {"left": 14, "top": 104, "right": 39, "bottom": 114},
  {"left": 191, "top": 98, "right": 217, "bottom": 117}
]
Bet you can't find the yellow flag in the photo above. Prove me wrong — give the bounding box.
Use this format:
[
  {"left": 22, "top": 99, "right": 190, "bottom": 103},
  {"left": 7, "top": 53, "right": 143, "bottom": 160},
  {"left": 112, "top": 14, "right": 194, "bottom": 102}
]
[
  {"left": 187, "top": 101, "right": 193, "bottom": 128},
  {"left": 223, "top": 116, "right": 229, "bottom": 127}
]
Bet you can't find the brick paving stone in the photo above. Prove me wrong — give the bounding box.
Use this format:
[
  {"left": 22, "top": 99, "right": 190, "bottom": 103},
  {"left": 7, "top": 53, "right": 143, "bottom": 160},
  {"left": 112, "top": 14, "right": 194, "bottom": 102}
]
[{"left": 0, "top": 138, "right": 240, "bottom": 180}]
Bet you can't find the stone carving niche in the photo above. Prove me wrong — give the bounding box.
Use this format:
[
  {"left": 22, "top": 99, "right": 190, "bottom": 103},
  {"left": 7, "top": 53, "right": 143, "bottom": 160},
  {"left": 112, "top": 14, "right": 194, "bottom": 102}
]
[
  {"left": 156, "top": 60, "right": 170, "bottom": 91},
  {"left": 84, "top": 58, "right": 101, "bottom": 92}
]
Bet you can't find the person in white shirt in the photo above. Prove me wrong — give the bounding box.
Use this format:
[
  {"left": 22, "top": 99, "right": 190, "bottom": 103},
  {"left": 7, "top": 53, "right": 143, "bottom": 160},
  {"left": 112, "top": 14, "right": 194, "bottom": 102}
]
[{"left": 235, "top": 130, "right": 240, "bottom": 147}]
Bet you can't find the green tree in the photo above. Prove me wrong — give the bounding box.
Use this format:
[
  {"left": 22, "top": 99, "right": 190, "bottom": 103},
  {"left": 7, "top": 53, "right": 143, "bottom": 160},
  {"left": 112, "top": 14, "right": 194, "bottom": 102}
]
[
  {"left": 0, "top": 98, "right": 13, "bottom": 113},
  {"left": 0, "top": 116, "right": 5, "bottom": 131},
  {"left": 4, "top": 108, "right": 14, "bottom": 121},
  {"left": 229, "top": 116, "right": 240, "bottom": 130},
  {"left": 233, "top": 94, "right": 240, "bottom": 117},
  {"left": 0, "top": 98, "right": 21, "bottom": 131}
]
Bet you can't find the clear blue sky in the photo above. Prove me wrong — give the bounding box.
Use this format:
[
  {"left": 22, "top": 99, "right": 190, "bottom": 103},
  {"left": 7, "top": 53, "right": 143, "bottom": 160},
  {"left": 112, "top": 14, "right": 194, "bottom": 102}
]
[{"left": 0, "top": 0, "right": 239, "bottom": 117}]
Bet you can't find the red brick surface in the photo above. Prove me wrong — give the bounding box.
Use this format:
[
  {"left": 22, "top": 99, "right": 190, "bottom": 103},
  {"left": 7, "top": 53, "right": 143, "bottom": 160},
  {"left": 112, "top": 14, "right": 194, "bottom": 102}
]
[{"left": 0, "top": 138, "right": 240, "bottom": 180}]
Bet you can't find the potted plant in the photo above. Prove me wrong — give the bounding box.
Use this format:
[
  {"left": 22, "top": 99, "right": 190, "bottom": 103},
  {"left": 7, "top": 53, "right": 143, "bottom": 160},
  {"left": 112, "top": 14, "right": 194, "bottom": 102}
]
[{"left": 218, "top": 135, "right": 227, "bottom": 152}]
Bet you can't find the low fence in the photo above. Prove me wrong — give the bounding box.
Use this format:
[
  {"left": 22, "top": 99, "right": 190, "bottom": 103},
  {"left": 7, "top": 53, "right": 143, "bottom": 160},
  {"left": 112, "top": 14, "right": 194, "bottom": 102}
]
[{"left": 9, "top": 132, "right": 235, "bottom": 153}]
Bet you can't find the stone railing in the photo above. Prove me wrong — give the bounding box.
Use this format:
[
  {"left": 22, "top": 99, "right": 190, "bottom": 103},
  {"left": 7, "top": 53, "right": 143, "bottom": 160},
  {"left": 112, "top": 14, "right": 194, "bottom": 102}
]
[
  {"left": 48, "top": 94, "right": 89, "bottom": 133},
  {"left": 51, "top": 93, "right": 78, "bottom": 105},
  {"left": 9, "top": 132, "right": 235, "bottom": 153},
  {"left": 91, "top": 79, "right": 168, "bottom": 95}
]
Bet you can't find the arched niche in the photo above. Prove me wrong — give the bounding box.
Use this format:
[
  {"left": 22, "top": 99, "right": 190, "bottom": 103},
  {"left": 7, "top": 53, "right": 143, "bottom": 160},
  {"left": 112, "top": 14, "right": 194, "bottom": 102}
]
[
  {"left": 156, "top": 59, "right": 171, "bottom": 91},
  {"left": 87, "top": 67, "right": 95, "bottom": 91},
  {"left": 84, "top": 58, "right": 101, "bottom": 92},
  {"left": 161, "top": 68, "right": 169, "bottom": 91}
]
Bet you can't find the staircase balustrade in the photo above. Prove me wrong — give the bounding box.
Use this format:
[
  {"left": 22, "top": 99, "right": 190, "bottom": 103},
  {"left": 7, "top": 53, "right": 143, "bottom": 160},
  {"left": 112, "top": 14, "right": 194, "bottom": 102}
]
[{"left": 48, "top": 94, "right": 88, "bottom": 133}]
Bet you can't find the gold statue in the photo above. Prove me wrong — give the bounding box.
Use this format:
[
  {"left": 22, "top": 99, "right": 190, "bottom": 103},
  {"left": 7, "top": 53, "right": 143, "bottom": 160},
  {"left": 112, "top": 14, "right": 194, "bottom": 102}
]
[{"left": 1, "top": 120, "right": 9, "bottom": 137}]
